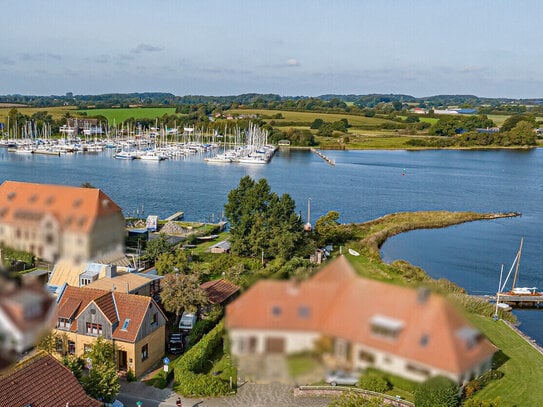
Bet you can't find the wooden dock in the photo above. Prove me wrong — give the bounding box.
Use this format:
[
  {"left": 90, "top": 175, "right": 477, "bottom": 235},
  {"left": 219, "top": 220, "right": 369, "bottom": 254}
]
[
  {"left": 474, "top": 294, "right": 543, "bottom": 309},
  {"left": 165, "top": 211, "right": 184, "bottom": 221}
]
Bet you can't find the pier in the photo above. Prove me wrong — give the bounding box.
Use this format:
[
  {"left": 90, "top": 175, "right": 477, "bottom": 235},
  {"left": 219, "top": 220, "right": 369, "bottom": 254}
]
[
  {"left": 310, "top": 148, "right": 335, "bottom": 166},
  {"left": 474, "top": 293, "right": 543, "bottom": 309},
  {"left": 165, "top": 211, "right": 185, "bottom": 221}
]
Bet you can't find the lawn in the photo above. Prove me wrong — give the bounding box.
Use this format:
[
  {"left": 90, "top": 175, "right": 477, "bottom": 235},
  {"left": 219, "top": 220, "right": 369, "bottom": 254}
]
[
  {"left": 77, "top": 107, "right": 178, "bottom": 123},
  {"left": 466, "top": 314, "right": 543, "bottom": 406}
]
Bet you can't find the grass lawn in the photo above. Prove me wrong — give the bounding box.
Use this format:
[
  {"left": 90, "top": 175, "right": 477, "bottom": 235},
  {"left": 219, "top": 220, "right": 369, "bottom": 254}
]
[
  {"left": 78, "top": 107, "right": 178, "bottom": 123},
  {"left": 466, "top": 314, "right": 543, "bottom": 406},
  {"left": 287, "top": 353, "right": 321, "bottom": 378}
]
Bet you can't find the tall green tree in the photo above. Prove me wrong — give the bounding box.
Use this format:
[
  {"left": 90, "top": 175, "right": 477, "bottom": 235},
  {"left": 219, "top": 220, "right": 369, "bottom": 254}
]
[
  {"left": 160, "top": 272, "right": 208, "bottom": 325},
  {"left": 145, "top": 233, "right": 172, "bottom": 262},
  {"left": 155, "top": 248, "right": 190, "bottom": 275},
  {"left": 224, "top": 176, "right": 306, "bottom": 259},
  {"left": 82, "top": 336, "right": 120, "bottom": 403}
]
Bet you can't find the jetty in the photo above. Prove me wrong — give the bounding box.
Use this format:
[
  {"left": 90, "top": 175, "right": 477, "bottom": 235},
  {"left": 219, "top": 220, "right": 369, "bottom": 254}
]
[
  {"left": 165, "top": 211, "right": 185, "bottom": 221},
  {"left": 311, "top": 148, "right": 335, "bottom": 166}
]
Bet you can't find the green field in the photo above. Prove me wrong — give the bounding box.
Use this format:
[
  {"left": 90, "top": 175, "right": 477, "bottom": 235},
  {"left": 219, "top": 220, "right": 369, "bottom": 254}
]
[
  {"left": 0, "top": 105, "right": 77, "bottom": 124},
  {"left": 467, "top": 315, "right": 543, "bottom": 406},
  {"left": 78, "top": 107, "right": 178, "bottom": 123},
  {"left": 228, "top": 108, "right": 395, "bottom": 128}
]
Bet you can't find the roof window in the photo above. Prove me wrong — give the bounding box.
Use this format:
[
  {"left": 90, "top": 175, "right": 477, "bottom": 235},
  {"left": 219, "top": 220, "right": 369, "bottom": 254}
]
[
  {"left": 271, "top": 306, "right": 282, "bottom": 316},
  {"left": 298, "top": 306, "right": 310, "bottom": 319},
  {"left": 121, "top": 318, "right": 130, "bottom": 331}
]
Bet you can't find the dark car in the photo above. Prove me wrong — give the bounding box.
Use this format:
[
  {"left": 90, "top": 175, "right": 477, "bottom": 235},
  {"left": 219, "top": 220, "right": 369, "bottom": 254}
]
[{"left": 168, "top": 334, "right": 184, "bottom": 354}]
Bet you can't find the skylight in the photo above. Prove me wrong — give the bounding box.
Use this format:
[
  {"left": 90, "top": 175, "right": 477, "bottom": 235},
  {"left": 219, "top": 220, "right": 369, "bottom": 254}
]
[{"left": 121, "top": 318, "right": 130, "bottom": 331}]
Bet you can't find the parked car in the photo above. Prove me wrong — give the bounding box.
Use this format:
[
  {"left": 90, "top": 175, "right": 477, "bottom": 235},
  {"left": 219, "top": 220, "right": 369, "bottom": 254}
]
[
  {"left": 168, "top": 333, "right": 184, "bottom": 354},
  {"left": 178, "top": 312, "right": 197, "bottom": 333},
  {"left": 325, "top": 370, "right": 360, "bottom": 386}
]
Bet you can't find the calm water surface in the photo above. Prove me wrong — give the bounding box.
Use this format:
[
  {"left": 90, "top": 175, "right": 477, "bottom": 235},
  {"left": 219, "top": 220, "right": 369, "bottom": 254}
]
[{"left": 1, "top": 147, "right": 542, "bottom": 343}]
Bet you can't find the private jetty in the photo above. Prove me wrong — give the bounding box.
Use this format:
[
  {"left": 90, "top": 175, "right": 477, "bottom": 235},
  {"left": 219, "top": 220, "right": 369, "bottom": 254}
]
[{"left": 311, "top": 148, "right": 335, "bottom": 166}]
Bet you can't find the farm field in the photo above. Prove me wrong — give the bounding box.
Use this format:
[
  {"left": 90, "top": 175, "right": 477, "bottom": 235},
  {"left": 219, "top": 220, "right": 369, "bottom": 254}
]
[
  {"left": 0, "top": 105, "right": 77, "bottom": 124},
  {"left": 228, "top": 108, "right": 396, "bottom": 128},
  {"left": 78, "top": 107, "right": 178, "bottom": 123}
]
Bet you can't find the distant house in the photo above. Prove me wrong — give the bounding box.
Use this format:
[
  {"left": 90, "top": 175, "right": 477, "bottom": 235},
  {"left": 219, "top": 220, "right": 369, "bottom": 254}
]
[
  {"left": 54, "top": 285, "right": 167, "bottom": 377},
  {"left": 0, "top": 276, "right": 56, "bottom": 357},
  {"left": 0, "top": 352, "right": 102, "bottom": 407},
  {"left": 226, "top": 256, "right": 497, "bottom": 384},
  {"left": 0, "top": 181, "right": 125, "bottom": 264},
  {"left": 208, "top": 240, "right": 231, "bottom": 254}
]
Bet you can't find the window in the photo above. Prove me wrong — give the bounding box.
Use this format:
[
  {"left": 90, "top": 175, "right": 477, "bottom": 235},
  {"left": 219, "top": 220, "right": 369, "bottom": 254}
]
[
  {"left": 420, "top": 334, "right": 429, "bottom": 347},
  {"left": 57, "top": 317, "right": 71, "bottom": 330},
  {"left": 298, "top": 306, "right": 310, "bottom": 319},
  {"left": 150, "top": 313, "right": 158, "bottom": 325},
  {"left": 68, "top": 341, "right": 76, "bottom": 355},
  {"left": 121, "top": 319, "right": 130, "bottom": 331},
  {"left": 56, "top": 338, "right": 64, "bottom": 353},
  {"left": 141, "top": 344, "right": 148, "bottom": 361},
  {"left": 370, "top": 315, "right": 404, "bottom": 340},
  {"left": 271, "top": 306, "right": 282, "bottom": 316},
  {"left": 406, "top": 363, "right": 430, "bottom": 377},
  {"left": 84, "top": 344, "right": 92, "bottom": 354},
  {"left": 358, "top": 350, "right": 375, "bottom": 363},
  {"left": 86, "top": 322, "right": 103, "bottom": 335},
  {"left": 81, "top": 278, "right": 92, "bottom": 286}
]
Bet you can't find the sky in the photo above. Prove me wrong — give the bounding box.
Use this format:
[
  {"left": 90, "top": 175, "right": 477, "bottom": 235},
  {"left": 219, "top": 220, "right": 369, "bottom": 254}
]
[{"left": 1, "top": 0, "right": 542, "bottom": 98}]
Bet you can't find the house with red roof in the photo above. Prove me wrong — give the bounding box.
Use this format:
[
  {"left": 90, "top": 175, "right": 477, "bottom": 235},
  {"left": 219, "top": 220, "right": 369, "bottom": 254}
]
[
  {"left": 0, "top": 180, "right": 125, "bottom": 263},
  {"left": 0, "top": 352, "right": 102, "bottom": 407},
  {"left": 0, "top": 276, "right": 56, "bottom": 360},
  {"left": 54, "top": 285, "right": 167, "bottom": 377},
  {"left": 226, "top": 256, "right": 497, "bottom": 384}
]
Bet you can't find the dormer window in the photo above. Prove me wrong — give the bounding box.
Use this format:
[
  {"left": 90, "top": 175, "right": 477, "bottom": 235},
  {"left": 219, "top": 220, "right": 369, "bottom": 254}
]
[
  {"left": 271, "top": 306, "right": 282, "bottom": 316},
  {"left": 456, "top": 326, "right": 482, "bottom": 349},
  {"left": 57, "top": 317, "right": 72, "bottom": 330},
  {"left": 24, "top": 302, "right": 42, "bottom": 320},
  {"left": 370, "top": 314, "right": 404, "bottom": 340}
]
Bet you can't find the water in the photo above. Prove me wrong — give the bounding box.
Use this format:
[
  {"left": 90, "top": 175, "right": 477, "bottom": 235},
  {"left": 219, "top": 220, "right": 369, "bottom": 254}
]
[{"left": 1, "top": 147, "right": 542, "bottom": 343}]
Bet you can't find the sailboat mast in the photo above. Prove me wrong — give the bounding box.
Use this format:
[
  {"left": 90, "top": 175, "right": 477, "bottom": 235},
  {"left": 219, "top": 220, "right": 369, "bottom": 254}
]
[{"left": 511, "top": 238, "right": 524, "bottom": 292}]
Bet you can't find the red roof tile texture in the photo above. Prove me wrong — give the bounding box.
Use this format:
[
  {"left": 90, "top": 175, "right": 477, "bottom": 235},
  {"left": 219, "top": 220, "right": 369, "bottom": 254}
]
[
  {"left": 201, "top": 278, "right": 240, "bottom": 304},
  {"left": 0, "top": 353, "right": 102, "bottom": 407},
  {"left": 226, "top": 256, "right": 497, "bottom": 376},
  {"left": 0, "top": 180, "right": 122, "bottom": 233}
]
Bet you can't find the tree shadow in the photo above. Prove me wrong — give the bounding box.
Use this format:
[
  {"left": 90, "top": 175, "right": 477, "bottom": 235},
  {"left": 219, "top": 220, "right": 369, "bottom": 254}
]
[{"left": 492, "top": 350, "right": 510, "bottom": 369}]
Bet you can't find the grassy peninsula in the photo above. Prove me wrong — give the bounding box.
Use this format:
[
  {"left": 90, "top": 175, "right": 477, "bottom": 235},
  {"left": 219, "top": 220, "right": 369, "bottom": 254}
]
[{"left": 337, "top": 210, "right": 543, "bottom": 406}]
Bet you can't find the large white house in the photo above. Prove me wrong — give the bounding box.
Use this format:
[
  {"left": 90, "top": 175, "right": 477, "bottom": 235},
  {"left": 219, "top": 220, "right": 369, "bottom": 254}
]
[
  {"left": 0, "top": 181, "right": 125, "bottom": 263},
  {"left": 226, "top": 256, "right": 497, "bottom": 384}
]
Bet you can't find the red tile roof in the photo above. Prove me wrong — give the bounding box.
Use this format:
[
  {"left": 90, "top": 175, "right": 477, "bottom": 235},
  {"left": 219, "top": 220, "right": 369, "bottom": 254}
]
[
  {"left": 226, "top": 256, "right": 497, "bottom": 376},
  {"left": 57, "top": 285, "right": 165, "bottom": 342},
  {"left": 201, "top": 278, "right": 240, "bottom": 304},
  {"left": 0, "top": 180, "right": 122, "bottom": 233},
  {"left": 0, "top": 352, "right": 102, "bottom": 407}
]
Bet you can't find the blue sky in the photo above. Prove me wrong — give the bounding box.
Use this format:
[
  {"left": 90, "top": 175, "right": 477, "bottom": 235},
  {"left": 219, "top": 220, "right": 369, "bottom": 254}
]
[{"left": 1, "top": 0, "right": 542, "bottom": 98}]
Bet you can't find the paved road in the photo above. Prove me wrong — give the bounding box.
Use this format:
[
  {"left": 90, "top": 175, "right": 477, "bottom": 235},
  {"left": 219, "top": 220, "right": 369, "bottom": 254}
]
[{"left": 117, "top": 381, "right": 332, "bottom": 407}]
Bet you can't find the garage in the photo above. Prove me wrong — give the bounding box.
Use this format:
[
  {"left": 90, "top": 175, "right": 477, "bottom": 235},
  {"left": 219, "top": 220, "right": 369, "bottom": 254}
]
[{"left": 265, "top": 337, "right": 285, "bottom": 353}]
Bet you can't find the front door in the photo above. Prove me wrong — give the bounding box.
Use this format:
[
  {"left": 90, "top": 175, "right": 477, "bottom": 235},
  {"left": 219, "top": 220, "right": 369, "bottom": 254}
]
[{"left": 118, "top": 350, "right": 128, "bottom": 370}]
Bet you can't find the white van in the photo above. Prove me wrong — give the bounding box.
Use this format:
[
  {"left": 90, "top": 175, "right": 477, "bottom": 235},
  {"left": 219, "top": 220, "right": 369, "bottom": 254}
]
[{"left": 179, "top": 312, "right": 197, "bottom": 333}]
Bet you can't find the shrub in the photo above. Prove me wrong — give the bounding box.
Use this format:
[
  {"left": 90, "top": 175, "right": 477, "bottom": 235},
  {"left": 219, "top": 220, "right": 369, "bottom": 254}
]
[
  {"left": 126, "top": 369, "right": 136, "bottom": 382},
  {"left": 173, "top": 321, "right": 234, "bottom": 397},
  {"left": 414, "top": 376, "right": 459, "bottom": 407},
  {"left": 358, "top": 372, "right": 391, "bottom": 393}
]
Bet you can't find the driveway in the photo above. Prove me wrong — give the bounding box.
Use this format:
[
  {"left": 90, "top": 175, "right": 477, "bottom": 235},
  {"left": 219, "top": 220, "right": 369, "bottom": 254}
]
[{"left": 117, "top": 380, "right": 332, "bottom": 407}]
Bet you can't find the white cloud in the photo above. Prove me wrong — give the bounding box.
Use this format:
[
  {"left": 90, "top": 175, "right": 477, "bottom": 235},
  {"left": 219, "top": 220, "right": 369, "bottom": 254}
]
[{"left": 286, "top": 58, "right": 300, "bottom": 67}]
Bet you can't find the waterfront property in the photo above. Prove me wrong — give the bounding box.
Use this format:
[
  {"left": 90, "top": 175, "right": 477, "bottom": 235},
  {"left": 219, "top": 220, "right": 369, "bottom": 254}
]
[
  {"left": 226, "top": 256, "right": 496, "bottom": 384},
  {"left": 54, "top": 285, "right": 167, "bottom": 377},
  {"left": 0, "top": 180, "right": 125, "bottom": 263}
]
